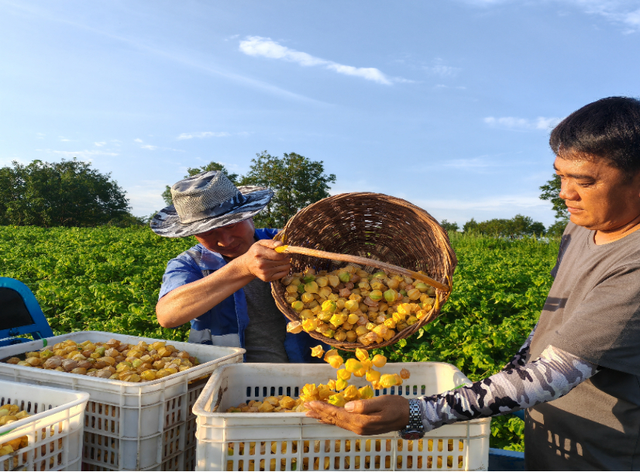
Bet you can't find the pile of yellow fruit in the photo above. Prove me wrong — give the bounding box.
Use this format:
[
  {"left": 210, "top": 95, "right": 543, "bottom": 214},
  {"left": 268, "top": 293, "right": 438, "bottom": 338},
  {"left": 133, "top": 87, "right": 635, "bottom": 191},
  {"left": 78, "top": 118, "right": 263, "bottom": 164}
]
[
  {"left": 226, "top": 347, "right": 409, "bottom": 413},
  {"left": 280, "top": 263, "right": 437, "bottom": 346},
  {"left": 0, "top": 405, "right": 30, "bottom": 460},
  {"left": 4, "top": 338, "right": 200, "bottom": 383}
]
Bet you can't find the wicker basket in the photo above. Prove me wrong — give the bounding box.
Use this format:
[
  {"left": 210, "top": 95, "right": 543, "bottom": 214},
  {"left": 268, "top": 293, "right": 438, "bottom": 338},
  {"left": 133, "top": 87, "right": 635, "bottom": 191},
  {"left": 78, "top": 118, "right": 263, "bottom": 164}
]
[{"left": 271, "top": 192, "right": 457, "bottom": 351}]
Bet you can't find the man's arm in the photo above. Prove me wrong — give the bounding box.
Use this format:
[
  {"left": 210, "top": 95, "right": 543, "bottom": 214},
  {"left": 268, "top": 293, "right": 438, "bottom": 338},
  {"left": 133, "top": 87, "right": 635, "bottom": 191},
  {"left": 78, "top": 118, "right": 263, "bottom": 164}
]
[
  {"left": 156, "top": 239, "right": 290, "bottom": 328},
  {"left": 304, "top": 345, "right": 599, "bottom": 435}
]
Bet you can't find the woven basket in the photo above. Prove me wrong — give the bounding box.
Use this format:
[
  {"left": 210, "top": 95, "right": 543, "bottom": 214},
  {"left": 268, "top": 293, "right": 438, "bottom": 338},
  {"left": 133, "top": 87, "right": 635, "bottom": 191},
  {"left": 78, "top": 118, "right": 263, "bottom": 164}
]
[{"left": 271, "top": 192, "right": 457, "bottom": 351}]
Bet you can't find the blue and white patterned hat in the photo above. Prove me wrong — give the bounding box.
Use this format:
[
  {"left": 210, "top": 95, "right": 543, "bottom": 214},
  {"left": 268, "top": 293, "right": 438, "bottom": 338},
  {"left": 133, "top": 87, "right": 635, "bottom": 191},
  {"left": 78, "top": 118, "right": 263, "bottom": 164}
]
[{"left": 150, "top": 171, "right": 273, "bottom": 238}]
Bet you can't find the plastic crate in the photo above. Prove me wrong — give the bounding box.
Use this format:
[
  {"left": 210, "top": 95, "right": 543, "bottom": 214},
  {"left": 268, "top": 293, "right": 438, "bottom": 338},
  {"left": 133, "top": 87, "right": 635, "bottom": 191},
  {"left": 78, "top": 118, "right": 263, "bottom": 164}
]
[
  {"left": 193, "top": 362, "right": 491, "bottom": 471},
  {"left": 0, "top": 380, "right": 89, "bottom": 471},
  {"left": 0, "top": 331, "right": 244, "bottom": 471}
]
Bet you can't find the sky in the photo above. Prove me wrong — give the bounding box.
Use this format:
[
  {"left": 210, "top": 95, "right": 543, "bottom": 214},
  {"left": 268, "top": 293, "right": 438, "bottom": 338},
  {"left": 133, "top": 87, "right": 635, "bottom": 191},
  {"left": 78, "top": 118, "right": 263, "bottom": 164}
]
[{"left": 1, "top": 0, "right": 639, "bottom": 229}]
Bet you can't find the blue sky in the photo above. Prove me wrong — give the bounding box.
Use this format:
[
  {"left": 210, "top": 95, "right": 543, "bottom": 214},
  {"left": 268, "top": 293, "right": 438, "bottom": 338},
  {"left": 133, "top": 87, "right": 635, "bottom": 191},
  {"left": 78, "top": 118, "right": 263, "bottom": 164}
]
[{"left": 2, "top": 0, "right": 639, "bottom": 229}]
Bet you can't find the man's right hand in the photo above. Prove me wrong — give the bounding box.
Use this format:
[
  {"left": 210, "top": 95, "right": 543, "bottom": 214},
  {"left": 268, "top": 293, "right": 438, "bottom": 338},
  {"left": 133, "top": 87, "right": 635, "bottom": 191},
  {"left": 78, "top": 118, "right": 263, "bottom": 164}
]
[{"left": 238, "top": 240, "right": 291, "bottom": 282}]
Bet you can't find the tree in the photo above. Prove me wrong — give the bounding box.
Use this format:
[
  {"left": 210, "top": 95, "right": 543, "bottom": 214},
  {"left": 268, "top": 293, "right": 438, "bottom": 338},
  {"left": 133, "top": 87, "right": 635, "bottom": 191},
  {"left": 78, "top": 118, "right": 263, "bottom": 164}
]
[
  {"left": 439, "top": 219, "right": 459, "bottom": 233},
  {"left": 239, "top": 151, "right": 336, "bottom": 228},
  {"left": 540, "top": 174, "right": 569, "bottom": 221},
  {"left": 0, "top": 159, "right": 131, "bottom": 227},
  {"left": 462, "top": 215, "right": 546, "bottom": 238},
  {"left": 463, "top": 218, "right": 479, "bottom": 234},
  {"left": 162, "top": 162, "right": 239, "bottom": 206}
]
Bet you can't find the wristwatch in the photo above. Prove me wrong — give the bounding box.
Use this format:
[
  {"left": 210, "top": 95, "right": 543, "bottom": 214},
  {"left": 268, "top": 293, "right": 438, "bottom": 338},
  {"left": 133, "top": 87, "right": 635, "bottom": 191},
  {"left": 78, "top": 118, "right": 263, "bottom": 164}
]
[{"left": 398, "top": 398, "right": 425, "bottom": 440}]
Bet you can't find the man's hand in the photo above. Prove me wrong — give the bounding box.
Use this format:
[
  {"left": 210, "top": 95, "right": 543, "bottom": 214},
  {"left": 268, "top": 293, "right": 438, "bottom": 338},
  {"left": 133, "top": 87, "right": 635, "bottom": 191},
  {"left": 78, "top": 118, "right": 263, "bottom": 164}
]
[
  {"left": 304, "top": 395, "right": 410, "bottom": 436},
  {"left": 238, "top": 239, "right": 291, "bottom": 282}
]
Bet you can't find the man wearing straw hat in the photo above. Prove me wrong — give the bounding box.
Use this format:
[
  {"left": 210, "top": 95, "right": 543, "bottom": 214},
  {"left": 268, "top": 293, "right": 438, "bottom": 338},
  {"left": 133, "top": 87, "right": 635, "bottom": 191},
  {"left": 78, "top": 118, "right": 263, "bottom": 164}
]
[
  {"left": 305, "top": 96, "right": 640, "bottom": 470},
  {"left": 151, "top": 171, "right": 320, "bottom": 363}
]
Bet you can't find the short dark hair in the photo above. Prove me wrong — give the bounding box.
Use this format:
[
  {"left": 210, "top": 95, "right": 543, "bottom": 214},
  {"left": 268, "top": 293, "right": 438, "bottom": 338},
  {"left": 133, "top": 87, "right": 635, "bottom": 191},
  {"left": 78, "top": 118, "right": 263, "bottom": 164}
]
[{"left": 549, "top": 96, "right": 640, "bottom": 176}]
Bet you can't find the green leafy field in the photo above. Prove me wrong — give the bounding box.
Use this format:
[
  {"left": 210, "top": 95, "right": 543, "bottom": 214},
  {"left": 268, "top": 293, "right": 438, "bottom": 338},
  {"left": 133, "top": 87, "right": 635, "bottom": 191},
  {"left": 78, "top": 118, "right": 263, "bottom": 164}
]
[{"left": 0, "top": 226, "right": 560, "bottom": 450}]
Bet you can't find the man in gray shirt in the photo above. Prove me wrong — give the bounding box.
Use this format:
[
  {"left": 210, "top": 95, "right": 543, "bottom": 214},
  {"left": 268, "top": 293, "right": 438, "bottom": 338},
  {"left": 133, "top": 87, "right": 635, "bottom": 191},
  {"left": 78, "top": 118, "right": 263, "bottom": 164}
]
[{"left": 305, "top": 96, "right": 640, "bottom": 469}]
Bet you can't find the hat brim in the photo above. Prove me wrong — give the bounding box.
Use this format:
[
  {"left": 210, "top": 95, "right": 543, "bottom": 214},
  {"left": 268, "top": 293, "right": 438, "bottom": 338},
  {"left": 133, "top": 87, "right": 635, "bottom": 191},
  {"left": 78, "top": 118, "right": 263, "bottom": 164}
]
[{"left": 150, "top": 186, "right": 274, "bottom": 238}]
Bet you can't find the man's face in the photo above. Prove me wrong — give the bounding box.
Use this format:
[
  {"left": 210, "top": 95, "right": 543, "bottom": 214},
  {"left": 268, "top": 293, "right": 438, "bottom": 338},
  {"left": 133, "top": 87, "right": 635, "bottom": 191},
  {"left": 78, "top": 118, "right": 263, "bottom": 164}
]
[
  {"left": 194, "top": 219, "right": 256, "bottom": 258},
  {"left": 554, "top": 154, "right": 640, "bottom": 235}
]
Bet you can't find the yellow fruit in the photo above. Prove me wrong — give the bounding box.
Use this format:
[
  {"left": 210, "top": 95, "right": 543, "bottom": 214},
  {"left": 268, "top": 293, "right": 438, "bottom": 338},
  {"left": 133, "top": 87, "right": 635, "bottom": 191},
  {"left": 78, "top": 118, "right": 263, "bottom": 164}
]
[
  {"left": 358, "top": 385, "right": 374, "bottom": 399},
  {"left": 328, "top": 393, "right": 346, "bottom": 407},
  {"left": 287, "top": 321, "right": 303, "bottom": 334},
  {"left": 345, "top": 358, "right": 363, "bottom": 373},
  {"left": 337, "top": 368, "right": 351, "bottom": 380},
  {"left": 380, "top": 374, "right": 399, "bottom": 388},
  {"left": 327, "top": 355, "right": 344, "bottom": 369},
  {"left": 366, "top": 369, "right": 381, "bottom": 383},
  {"left": 310, "top": 345, "right": 325, "bottom": 358},
  {"left": 355, "top": 348, "right": 369, "bottom": 362}
]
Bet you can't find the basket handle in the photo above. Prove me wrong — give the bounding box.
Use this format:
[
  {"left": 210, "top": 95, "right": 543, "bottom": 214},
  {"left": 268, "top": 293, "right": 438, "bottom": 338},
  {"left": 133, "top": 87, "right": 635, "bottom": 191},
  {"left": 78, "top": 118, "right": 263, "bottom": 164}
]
[{"left": 276, "top": 245, "right": 451, "bottom": 293}]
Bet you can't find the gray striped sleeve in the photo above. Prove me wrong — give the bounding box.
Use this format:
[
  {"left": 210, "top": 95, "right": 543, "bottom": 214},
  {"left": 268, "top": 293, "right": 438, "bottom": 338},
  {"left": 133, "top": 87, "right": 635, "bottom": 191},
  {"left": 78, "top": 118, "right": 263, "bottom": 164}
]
[{"left": 417, "top": 345, "right": 599, "bottom": 432}]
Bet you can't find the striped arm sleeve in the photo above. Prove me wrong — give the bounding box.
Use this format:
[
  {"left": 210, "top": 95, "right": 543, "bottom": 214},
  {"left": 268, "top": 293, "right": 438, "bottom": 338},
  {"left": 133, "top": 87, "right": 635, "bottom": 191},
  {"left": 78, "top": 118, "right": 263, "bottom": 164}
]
[{"left": 417, "top": 345, "right": 599, "bottom": 432}]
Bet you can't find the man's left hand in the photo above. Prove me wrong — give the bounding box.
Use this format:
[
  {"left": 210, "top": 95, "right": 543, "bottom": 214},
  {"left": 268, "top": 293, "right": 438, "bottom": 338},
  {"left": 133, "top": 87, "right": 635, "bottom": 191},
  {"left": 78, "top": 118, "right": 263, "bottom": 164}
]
[{"left": 304, "top": 395, "right": 410, "bottom": 436}]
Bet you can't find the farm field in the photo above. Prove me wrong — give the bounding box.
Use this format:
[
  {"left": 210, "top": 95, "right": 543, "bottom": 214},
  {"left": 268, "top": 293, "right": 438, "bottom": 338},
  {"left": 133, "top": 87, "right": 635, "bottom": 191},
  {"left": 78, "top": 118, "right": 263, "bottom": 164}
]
[{"left": 0, "top": 225, "right": 560, "bottom": 450}]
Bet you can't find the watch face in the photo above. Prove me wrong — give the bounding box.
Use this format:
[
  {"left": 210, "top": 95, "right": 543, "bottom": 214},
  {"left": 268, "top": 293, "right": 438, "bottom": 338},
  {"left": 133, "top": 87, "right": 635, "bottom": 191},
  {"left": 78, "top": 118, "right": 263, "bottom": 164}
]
[{"left": 400, "top": 430, "right": 424, "bottom": 440}]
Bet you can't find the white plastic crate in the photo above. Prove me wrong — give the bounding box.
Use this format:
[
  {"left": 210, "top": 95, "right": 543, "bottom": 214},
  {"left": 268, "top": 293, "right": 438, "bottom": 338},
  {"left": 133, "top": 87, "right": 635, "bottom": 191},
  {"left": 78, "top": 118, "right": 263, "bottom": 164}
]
[
  {"left": 193, "top": 362, "right": 491, "bottom": 471},
  {"left": 0, "top": 380, "right": 89, "bottom": 471},
  {"left": 0, "top": 331, "right": 244, "bottom": 471}
]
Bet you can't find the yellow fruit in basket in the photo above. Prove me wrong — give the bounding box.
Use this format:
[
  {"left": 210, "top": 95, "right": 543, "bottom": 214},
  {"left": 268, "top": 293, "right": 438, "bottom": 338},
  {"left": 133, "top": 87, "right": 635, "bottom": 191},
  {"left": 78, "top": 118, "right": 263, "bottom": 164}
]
[
  {"left": 291, "top": 301, "right": 304, "bottom": 312},
  {"left": 321, "top": 300, "right": 337, "bottom": 313},
  {"left": 346, "top": 330, "right": 358, "bottom": 342},
  {"left": 302, "top": 319, "right": 318, "bottom": 332}
]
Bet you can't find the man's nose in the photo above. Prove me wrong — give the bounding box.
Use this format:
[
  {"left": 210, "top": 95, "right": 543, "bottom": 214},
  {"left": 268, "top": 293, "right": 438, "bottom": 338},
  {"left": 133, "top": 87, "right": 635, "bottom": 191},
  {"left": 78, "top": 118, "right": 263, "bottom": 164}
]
[{"left": 216, "top": 230, "right": 234, "bottom": 246}]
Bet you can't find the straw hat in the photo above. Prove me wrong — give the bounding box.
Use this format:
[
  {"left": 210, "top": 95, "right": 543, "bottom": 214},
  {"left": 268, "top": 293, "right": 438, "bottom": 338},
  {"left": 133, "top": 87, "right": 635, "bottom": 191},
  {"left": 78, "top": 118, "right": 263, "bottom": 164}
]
[{"left": 150, "top": 171, "right": 273, "bottom": 238}]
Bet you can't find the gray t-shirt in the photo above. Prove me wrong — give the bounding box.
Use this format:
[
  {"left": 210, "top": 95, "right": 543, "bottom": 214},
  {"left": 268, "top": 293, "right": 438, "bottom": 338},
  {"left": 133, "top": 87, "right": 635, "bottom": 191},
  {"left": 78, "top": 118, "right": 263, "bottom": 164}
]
[
  {"left": 526, "top": 222, "right": 640, "bottom": 470},
  {"left": 242, "top": 277, "right": 289, "bottom": 363}
]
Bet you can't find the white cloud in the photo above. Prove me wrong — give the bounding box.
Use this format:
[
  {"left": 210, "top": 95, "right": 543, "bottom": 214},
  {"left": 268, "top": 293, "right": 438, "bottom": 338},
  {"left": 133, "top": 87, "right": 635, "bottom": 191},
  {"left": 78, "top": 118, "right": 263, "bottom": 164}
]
[
  {"left": 177, "top": 131, "right": 231, "bottom": 140},
  {"left": 239, "top": 36, "right": 395, "bottom": 85},
  {"left": 484, "top": 116, "right": 563, "bottom": 130},
  {"left": 134, "top": 138, "right": 144, "bottom": 143},
  {"left": 140, "top": 144, "right": 158, "bottom": 150},
  {"left": 94, "top": 141, "right": 106, "bottom": 147},
  {"left": 571, "top": 0, "right": 640, "bottom": 32},
  {"left": 59, "top": 136, "right": 72, "bottom": 142},
  {"left": 36, "top": 133, "right": 45, "bottom": 140},
  {"left": 423, "top": 59, "right": 461, "bottom": 78}
]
